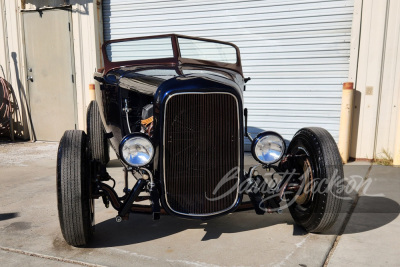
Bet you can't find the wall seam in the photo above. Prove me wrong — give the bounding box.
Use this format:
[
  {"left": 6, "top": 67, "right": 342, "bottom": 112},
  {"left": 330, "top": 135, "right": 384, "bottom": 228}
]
[{"left": 373, "top": 0, "right": 391, "bottom": 159}]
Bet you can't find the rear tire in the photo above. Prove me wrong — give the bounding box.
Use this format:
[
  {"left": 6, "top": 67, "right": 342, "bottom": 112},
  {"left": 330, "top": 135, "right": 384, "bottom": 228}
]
[
  {"left": 57, "top": 130, "right": 94, "bottom": 246},
  {"left": 87, "top": 100, "right": 110, "bottom": 165},
  {"left": 286, "top": 127, "right": 344, "bottom": 233}
]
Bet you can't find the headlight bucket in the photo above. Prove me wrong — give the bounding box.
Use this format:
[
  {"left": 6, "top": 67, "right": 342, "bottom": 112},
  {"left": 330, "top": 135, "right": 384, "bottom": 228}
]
[
  {"left": 251, "top": 131, "right": 286, "bottom": 165},
  {"left": 119, "top": 133, "right": 154, "bottom": 167}
]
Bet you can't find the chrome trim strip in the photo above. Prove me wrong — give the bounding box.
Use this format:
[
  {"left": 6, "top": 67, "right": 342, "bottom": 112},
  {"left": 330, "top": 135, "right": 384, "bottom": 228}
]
[{"left": 162, "top": 92, "right": 241, "bottom": 217}]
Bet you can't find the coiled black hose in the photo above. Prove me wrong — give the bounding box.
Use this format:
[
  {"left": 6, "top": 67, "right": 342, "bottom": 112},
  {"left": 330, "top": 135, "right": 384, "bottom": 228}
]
[{"left": 0, "top": 76, "right": 11, "bottom": 132}]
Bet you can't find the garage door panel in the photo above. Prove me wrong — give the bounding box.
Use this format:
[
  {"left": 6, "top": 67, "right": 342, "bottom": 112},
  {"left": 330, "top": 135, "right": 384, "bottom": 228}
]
[
  {"left": 106, "top": 6, "right": 353, "bottom": 26},
  {"left": 105, "top": 16, "right": 353, "bottom": 37},
  {"left": 249, "top": 86, "right": 342, "bottom": 91},
  {"left": 106, "top": 0, "right": 353, "bottom": 17},
  {"left": 234, "top": 36, "right": 351, "bottom": 48},
  {"left": 223, "top": 30, "right": 351, "bottom": 42},
  {"left": 245, "top": 59, "right": 349, "bottom": 66},
  {"left": 245, "top": 51, "right": 350, "bottom": 60},
  {"left": 103, "top": 0, "right": 354, "bottom": 145},
  {"left": 246, "top": 103, "right": 342, "bottom": 111},
  {"left": 243, "top": 68, "right": 349, "bottom": 74},
  {"left": 105, "top": 22, "right": 353, "bottom": 40}
]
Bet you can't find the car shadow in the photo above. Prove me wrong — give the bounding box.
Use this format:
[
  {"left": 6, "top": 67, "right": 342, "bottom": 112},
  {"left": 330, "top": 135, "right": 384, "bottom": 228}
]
[
  {"left": 87, "top": 195, "right": 399, "bottom": 248},
  {"left": 88, "top": 211, "right": 297, "bottom": 248},
  {"left": 341, "top": 196, "right": 400, "bottom": 234},
  {"left": 321, "top": 196, "right": 400, "bottom": 235}
]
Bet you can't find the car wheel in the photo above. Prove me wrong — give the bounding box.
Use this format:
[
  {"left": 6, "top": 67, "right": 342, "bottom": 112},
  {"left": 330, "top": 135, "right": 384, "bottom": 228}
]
[
  {"left": 57, "top": 130, "right": 94, "bottom": 246},
  {"left": 87, "top": 100, "right": 110, "bottom": 165},
  {"left": 286, "top": 127, "right": 344, "bottom": 233}
]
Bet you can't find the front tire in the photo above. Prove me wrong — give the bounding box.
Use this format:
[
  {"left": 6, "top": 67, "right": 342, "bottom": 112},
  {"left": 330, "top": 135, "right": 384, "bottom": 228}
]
[
  {"left": 57, "top": 130, "right": 94, "bottom": 246},
  {"left": 286, "top": 127, "right": 343, "bottom": 233},
  {"left": 87, "top": 100, "right": 110, "bottom": 165}
]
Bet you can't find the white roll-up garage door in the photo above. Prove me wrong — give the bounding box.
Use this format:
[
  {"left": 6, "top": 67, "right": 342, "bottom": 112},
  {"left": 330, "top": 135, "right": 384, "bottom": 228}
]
[{"left": 103, "top": 0, "right": 354, "bottom": 147}]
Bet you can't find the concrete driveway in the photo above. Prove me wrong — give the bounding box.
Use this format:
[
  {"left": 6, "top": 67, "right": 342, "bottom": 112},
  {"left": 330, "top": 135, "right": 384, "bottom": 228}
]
[{"left": 0, "top": 141, "right": 399, "bottom": 266}]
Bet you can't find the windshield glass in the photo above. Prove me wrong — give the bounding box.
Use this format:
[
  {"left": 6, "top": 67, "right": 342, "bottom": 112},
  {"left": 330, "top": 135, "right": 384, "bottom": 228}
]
[
  {"left": 178, "top": 37, "right": 237, "bottom": 64},
  {"left": 106, "top": 37, "right": 174, "bottom": 62},
  {"left": 105, "top": 35, "right": 238, "bottom": 65}
]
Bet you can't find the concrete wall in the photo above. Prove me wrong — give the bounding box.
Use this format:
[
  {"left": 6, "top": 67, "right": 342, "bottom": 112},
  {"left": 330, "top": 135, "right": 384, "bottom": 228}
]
[{"left": 350, "top": 0, "right": 400, "bottom": 161}]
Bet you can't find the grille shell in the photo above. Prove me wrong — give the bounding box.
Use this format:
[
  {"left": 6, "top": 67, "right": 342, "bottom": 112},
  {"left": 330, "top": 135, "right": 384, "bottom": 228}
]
[{"left": 163, "top": 92, "right": 240, "bottom": 216}]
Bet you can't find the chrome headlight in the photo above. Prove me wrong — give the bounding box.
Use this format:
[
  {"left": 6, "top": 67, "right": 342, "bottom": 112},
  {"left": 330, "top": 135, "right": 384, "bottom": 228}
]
[
  {"left": 251, "top": 131, "right": 286, "bottom": 164},
  {"left": 119, "top": 133, "right": 154, "bottom": 167}
]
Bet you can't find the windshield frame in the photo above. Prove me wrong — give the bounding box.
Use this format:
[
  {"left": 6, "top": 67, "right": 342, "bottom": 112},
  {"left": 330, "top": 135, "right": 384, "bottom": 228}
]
[{"left": 101, "top": 34, "right": 243, "bottom": 76}]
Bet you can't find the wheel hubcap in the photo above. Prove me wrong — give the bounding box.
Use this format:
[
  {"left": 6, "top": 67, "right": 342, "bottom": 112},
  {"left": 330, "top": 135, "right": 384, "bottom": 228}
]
[{"left": 295, "top": 158, "right": 314, "bottom": 205}]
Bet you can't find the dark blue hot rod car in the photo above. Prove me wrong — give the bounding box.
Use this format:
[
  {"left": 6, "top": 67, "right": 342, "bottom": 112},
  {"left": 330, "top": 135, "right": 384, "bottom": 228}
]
[{"left": 56, "top": 34, "right": 344, "bottom": 246}]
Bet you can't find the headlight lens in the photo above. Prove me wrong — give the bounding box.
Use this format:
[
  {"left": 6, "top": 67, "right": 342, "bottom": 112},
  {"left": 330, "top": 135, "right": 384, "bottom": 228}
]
[
  {"left": 120, "top": 134, "right": 154, "bottom": 167},
  {"left": 251, "top": 131, "right": 286, "bottom": 164}
]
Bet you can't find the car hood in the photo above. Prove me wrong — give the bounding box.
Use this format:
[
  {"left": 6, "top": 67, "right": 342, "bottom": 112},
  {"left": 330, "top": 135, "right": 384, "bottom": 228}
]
[{"left": 103, "top": 65, "right": 243, "bottom": 96}]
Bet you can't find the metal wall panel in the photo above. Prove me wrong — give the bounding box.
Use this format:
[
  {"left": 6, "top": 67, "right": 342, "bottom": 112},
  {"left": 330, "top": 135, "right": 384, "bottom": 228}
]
[{"left": 103, "top": 0, "right": 354, "bottom": 146}]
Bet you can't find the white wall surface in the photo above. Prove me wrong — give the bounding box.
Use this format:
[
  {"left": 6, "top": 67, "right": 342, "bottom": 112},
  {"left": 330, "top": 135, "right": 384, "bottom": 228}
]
[
  {"left": 350, "top": 0, "right": 400, "bottom": 160},
  {"left": 374, "top": 0, "right": 400, "bottom": 160},
  {"left": 0, "top": 0, "right": 30, "bottom": 139}
]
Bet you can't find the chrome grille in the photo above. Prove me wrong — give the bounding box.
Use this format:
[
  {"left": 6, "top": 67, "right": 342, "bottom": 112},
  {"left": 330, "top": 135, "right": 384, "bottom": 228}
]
[{"left": 163, "top": 93, "right": 240, "bottom": 215}]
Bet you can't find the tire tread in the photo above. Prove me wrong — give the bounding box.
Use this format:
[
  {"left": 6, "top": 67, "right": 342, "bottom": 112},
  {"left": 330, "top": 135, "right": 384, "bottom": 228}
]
[
  {"left": 288, "top": 127, "right": 344, "bottom": 233},
  {"left": 57, "top": 130, "right": 92, "bottom": 246}
]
